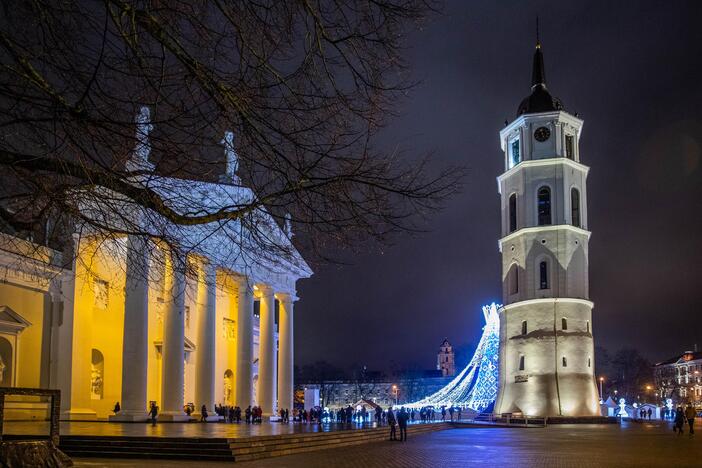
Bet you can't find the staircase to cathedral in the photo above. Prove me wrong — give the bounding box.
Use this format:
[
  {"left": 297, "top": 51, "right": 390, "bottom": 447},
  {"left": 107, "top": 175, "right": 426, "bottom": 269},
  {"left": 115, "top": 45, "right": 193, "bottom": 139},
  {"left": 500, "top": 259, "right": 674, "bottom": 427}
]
[
  {"left": 59, "top": 435, "right": 236, "bottom": 461},
  {"left": 59, "top": 422, "right": 450, "bottom": 462},
  {"left": 229, "top": 422, "right": 448, "bottom": 461}
]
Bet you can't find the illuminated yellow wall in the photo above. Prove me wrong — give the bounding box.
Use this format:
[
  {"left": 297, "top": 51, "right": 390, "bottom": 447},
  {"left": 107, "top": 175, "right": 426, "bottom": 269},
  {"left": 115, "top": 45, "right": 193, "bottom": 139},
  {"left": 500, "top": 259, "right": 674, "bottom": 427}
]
[{"left": 0, "top": 282, "right": 47, "bottom": 388}]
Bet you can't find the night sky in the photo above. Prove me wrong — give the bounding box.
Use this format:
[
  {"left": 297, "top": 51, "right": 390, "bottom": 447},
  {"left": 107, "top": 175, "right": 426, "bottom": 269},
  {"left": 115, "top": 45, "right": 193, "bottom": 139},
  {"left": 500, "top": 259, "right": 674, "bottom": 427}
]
[{"left": 295, "top": 0, "right": 702, "bottom": 372}]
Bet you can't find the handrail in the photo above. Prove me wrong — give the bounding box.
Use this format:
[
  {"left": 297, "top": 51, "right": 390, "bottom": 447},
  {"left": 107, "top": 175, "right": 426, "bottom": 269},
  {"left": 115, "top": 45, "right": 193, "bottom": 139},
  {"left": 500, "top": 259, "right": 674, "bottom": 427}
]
[{"left": 0, "top": 387, "right": 61, "bottom": 446}]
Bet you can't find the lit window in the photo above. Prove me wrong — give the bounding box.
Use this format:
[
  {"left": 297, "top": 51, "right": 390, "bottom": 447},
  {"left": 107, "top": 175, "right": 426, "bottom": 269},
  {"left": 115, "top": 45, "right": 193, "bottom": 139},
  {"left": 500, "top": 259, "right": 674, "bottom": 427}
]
[
  {"left": 562, "top": 356, "right": 567, "bottom": 367},
  {"left": 571, "top": 188, "right": 581, "bottom": 228},
  {"left": 521, "top": 320, "right": 527, "bottom": 335},
  {"left": 519, "top": 355, "right": 525, "bottom": 371},
  {"left": 510, "top": 139, "right": 521, "bottom": 168},
  {"left": 562, "top": 318, "right": 568, "bottom": 330},
  {"left": 539, "top": 261, "right": 549, "bottom": 290},
  {"left": 565, "top": 135, "right": 575, "bottom": 159},
  {"left": 537, "top": 187, "right": 551, "bottom": 225},
  {"left": 509, "top": 194, "right": 517, "bottom": 233}
]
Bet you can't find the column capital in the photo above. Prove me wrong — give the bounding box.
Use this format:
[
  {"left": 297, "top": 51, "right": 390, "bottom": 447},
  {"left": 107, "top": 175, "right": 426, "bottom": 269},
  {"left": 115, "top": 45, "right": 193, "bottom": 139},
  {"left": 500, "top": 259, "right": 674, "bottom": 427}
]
[
  {"left": 256, "top": 283, "right": 274, "bottom": 295},
  {"left": 274, "top": 292, "right": 296, "bottom": 304}
]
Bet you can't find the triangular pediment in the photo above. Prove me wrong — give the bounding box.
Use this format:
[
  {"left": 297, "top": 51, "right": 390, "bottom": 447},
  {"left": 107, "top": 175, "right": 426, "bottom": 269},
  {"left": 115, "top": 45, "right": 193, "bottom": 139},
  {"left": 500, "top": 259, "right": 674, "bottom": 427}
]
[
  {"left": 0, "top": 305, "right": 31, "bottom": 333},
  {"left": 153, "top": 336, "right": 197, "bottom": 353}
]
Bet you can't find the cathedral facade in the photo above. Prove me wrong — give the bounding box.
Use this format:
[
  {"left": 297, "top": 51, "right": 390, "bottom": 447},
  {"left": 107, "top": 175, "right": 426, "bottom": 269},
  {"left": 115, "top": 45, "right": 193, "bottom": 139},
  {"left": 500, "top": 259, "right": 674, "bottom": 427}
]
[
  {"left": 0, "top": 110, "right": 312, "bottom": 421},
  {"left": 493, "top": 40, "right": 600, "bottom": 417}
]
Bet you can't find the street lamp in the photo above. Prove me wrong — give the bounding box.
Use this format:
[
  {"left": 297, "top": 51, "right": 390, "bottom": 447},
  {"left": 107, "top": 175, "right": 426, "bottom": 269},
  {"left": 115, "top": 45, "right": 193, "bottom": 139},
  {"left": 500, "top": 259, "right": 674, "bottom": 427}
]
[{"left": 599, "top": 377, "right": 604, "bottom": 400}]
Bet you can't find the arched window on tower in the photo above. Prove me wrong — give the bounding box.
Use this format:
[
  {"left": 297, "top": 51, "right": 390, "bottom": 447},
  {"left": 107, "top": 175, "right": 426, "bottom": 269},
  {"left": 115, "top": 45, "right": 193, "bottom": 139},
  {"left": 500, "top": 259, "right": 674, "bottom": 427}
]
[
  {"left": 539, "top": 261, "right": 549, "bottom": 290},
  {"left": 521, "top": 320, "right": 527, "bottom": 335},
  {"left": 509, "top": 194, "right": 517, "bottom": 233},
  {"left": 518, "top": 355, "right": 525, "bottom": 371},
  {"left": 571, "top": 188, "right": 581, "bottom": 228},
  {"left": 508, "top": 264, "right": 519, "bottom": 295},
  {"left": 537, "top": 187, "right": 551, "bottom": 225}
]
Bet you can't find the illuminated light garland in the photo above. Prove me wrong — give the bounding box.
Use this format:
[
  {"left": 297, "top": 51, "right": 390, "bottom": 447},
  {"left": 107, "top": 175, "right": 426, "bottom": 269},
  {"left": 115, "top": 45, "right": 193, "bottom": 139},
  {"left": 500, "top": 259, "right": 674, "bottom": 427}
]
[{"left": 399, "top": 303, "right": 501, "bottom": 411}]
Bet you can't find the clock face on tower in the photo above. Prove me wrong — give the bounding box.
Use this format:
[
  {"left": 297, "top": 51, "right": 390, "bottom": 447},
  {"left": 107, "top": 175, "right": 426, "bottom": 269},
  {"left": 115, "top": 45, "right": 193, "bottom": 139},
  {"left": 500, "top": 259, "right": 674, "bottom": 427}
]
[{"left": 534, "top": 126, "right": 551, "bottom": 142}]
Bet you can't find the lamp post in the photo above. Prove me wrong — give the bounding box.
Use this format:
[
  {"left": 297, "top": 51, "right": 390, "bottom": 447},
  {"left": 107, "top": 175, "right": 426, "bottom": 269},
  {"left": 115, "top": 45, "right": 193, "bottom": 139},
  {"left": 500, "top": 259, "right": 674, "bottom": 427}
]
[
  {"left": 599, "top": 377, "right": 604, "bottom": 400},
  {"left": 391, "top": 385, "right": 398, "bottom": 406}
]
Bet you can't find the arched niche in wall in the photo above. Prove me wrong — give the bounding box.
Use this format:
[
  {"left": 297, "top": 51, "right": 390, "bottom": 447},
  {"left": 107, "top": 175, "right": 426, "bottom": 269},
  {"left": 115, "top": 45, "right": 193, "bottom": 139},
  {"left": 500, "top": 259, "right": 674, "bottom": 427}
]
[{"left": 91, "top": 348, "right": 105, "bottom": 400}]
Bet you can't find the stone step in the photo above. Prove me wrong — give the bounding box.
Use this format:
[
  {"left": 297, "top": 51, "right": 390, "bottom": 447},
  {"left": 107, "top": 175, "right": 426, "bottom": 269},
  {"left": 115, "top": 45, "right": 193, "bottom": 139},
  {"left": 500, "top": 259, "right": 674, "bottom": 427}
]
[
  {"left": 234, "top": 427, "right": 446, "bottom": 461},
  {"left": 231, "top": 424, "right": 448, "bottom": 461},
  {"left": 62, "top": 450, "right": 236, "bottom": 461}
]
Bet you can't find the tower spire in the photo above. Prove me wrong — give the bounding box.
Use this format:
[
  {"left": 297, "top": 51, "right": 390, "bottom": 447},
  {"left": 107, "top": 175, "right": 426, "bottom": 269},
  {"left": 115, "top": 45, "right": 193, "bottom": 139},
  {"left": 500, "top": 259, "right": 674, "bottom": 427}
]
[{"left": 531, "top": 18, "right": 546, "bottom": 88}]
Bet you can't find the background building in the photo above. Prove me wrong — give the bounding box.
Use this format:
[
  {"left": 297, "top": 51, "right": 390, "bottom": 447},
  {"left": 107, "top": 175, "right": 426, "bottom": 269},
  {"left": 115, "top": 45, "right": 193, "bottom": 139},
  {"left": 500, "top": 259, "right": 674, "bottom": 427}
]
[
  {"left": 298, "top": 371, "right": 451, "bottom": 410},
  {"left": 437, "top": 339, "right": 456, "bottom": 377},
  {"left": 654, "top": 350, "right": 702, "bottom": 406}
]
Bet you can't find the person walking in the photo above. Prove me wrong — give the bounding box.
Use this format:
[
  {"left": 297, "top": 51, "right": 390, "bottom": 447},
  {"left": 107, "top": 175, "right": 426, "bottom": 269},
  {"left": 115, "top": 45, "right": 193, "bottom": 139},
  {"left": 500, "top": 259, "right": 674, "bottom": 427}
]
[
  {"left": 200, "top": 404, "right": 208, "bottom": 422},
  {"left": 397, "top": 407, "right": 409, "bottom": 442},
  {"left": 245, "top": 405, "right": 252, "bottom": 424},
  {"left": 387, "top": 406, "right": 397, "bottom": 441},
  {"left": 674, "top": 406, "right": 685, "bottom": 435},
  {"left": 149, "top": 402, "right": 158, "bottom": 426},
  {"left": 685, "top": 404, "right": 696, "bottom": 436}
]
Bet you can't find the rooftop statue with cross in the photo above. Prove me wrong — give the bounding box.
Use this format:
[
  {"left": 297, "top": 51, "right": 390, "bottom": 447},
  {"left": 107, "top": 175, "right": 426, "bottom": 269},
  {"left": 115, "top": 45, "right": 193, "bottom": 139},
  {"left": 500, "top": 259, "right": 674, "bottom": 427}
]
[
  {"left": 126, "top": 106, "right": 155, "bottom": 172},
  {"left": 220, "top": 130, "right": 241, "bottom": 184}
]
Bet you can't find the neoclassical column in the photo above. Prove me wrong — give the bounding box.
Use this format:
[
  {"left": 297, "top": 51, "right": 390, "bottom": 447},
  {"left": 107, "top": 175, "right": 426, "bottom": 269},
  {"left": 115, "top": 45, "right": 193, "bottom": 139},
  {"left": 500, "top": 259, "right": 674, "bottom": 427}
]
[
  {"left": 60, "top": 235, "right": 96, "bottom": 420},
  {"left": 110, "top": 235, "right": 150, "bottom": 421},
  {"left": 276, "top": 294, "right": 294, "bottom": 414},
  {"left": 257, "top": 285, "right": 276, "bottom": 417},
  {"left": 194, "top": 259, "right": 217, "bottom": 419},
  {"left": 234, "top": 276, "right": 254, "bottom": 409},
  {"left": 159, "top": 250, "right": 188, "bottom": 421}
]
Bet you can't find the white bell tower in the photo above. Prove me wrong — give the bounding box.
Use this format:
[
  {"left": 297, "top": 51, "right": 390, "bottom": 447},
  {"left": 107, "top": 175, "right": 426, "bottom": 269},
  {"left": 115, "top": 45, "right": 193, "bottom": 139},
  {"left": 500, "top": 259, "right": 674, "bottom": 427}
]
[{"left": 493, "top": 38, "right": 600, "bottom": 417}]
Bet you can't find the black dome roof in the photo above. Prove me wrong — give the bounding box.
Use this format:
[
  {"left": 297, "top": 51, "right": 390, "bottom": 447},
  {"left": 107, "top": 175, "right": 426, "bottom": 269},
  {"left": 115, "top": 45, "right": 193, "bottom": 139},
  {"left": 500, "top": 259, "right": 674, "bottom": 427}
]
[{"left": 516, "top": 44, "right": 564, "bottom": 116}]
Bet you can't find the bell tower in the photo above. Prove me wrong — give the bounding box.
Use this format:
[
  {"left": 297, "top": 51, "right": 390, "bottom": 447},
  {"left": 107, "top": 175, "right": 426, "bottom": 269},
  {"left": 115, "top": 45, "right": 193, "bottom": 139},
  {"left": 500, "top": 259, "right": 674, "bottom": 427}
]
[{"left": 493, "top": 37, "right": 600, "bottom": 417}]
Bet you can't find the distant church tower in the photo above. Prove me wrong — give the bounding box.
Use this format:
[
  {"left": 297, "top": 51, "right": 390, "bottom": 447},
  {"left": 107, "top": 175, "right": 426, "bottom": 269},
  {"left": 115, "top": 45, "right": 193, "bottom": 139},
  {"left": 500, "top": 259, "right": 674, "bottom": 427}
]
[
  {"left": 493, "top": 36, "right": 600, "bottom": 417},
  {"left": 437, "top": 339, "right": 456, "bottom": 377}
]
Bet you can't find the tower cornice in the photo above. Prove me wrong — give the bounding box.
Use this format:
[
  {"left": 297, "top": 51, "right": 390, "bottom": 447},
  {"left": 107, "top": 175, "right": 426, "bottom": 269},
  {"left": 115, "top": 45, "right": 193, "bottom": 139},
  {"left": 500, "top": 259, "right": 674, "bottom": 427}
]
[
  {"left": 498, "top": 224, "right": 591, "bottom": 251},
  {"left": 497, "top": 157, "right": 590, "bottom": 190},
  {"left": 500, "top": 297, "right": 594, "bottom": 312}
]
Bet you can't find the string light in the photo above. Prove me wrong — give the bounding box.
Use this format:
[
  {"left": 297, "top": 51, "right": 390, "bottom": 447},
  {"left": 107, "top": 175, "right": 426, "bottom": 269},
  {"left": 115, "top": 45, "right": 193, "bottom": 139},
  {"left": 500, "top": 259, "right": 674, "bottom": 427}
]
[{"left": 399, "top": 303, "right": 501, "bottom": 411}]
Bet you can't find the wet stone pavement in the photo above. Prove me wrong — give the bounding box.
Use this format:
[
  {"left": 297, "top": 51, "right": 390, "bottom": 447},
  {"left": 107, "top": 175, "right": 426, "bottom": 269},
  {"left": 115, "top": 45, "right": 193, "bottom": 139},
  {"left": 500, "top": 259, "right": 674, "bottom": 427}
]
[{"left": 71, "top": 420, "right": 701, "bottom": 467}]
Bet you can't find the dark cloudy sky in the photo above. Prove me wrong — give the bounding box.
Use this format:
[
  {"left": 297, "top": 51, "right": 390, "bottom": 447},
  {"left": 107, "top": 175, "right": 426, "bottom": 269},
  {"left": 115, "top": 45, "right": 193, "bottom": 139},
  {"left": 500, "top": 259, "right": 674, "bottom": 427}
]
[{"left": 294, "top": 0, "right": 702, "bottom": 372}]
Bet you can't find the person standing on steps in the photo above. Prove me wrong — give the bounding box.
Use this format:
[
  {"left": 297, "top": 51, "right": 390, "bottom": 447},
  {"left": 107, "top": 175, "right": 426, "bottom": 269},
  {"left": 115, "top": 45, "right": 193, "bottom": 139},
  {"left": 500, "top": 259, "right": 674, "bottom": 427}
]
[
  {"left": 149, "top": 402, "right": 158, "bottom": 426},
  {"left": 201, "top": 404, "right": 208, "bottom": 422},
  {"left": 398, "top": 407, "right": 409, "bottom": 442},
  {"left": 387, "top": 406, "right": 397, "bottom": 441}
]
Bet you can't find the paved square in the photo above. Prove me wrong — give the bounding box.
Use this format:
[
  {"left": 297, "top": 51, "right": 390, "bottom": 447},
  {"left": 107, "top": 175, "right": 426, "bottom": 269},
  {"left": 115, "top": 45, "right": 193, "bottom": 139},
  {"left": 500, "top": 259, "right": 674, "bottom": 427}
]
[{"left": 72, "top": 421, "right": 701, "bottom": 467}]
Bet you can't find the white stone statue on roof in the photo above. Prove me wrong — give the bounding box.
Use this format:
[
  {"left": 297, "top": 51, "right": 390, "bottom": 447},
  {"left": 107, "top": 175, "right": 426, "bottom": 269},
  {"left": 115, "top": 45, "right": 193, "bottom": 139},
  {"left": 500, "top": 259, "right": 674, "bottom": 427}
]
[
  {"left": 126, "top": 106, "right": 155, "bottom": 172},
  {"left": 284, "top": 213, "right": 294, "bottom": 238},
  {"left": 220, "top": 130, "right": 240, "bottom": 184}
]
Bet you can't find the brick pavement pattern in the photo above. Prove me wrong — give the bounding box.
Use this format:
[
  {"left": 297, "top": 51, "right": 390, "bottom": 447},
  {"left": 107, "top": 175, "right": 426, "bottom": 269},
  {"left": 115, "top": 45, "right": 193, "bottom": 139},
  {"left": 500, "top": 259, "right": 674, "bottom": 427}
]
[{"left": 73, "top": 421, "right": 702, "bottom": 468}]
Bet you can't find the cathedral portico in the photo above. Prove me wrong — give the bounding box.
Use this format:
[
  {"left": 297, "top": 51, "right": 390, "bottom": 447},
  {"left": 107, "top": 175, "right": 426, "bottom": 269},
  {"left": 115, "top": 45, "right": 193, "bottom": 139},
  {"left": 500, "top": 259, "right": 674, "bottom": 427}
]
[{"left": 0, "top": 107, "right": 312, "bottom": 422}]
